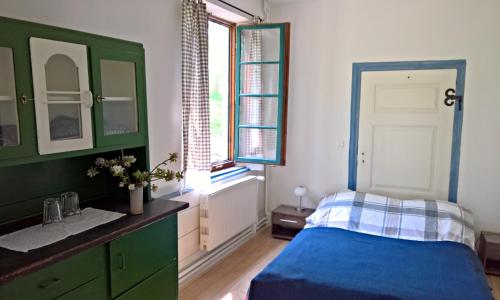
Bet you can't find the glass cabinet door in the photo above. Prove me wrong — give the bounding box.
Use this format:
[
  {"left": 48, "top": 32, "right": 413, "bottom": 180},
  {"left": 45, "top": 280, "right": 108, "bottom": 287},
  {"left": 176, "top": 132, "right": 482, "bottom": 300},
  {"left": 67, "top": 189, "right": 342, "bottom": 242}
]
[
  {"left": 0, "top": 47, "right": 20, "bottom": 147},
  {"left": 91, "top": 48, "right": 147, "bottom": 147},
  {"left": 0, "top": 34, "right": 37, "bottom": 162},
  {"left": 30, "top": 37, "right": 94, "bottom": 155},
  {"left": 100, "top": 60, "right": 138, "bottom": 136}
]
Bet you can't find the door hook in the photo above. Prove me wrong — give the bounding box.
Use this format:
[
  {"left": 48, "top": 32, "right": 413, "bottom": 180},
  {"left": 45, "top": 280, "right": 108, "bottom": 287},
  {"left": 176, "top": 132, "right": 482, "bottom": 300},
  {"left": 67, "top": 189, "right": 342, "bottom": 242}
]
[{"left": 444, "top": 88, "right": 463, "bottom": 111}]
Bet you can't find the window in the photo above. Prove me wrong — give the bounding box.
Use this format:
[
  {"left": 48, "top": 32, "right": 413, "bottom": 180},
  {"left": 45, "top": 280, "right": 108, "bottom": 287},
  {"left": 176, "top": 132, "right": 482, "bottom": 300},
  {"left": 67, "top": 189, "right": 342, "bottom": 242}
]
[
  {"left": 208, "top": 17, "right": 235, "bottom": 170},
  {"left": 235, "top": 23, "right": 290, "bottom": 165},
  {"left": 208, "top": 19, "right": 290, "bottom": 170}
]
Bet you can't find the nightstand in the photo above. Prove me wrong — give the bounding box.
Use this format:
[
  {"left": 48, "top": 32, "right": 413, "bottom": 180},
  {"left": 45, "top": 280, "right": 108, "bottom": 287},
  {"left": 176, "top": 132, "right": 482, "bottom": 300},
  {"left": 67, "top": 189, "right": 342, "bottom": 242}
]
[
  {"left": 271, "top": 205, "right": 315, "bottom": 240},
  {"left": 478, "top": 231, "right": 500, "bottom": 275}
]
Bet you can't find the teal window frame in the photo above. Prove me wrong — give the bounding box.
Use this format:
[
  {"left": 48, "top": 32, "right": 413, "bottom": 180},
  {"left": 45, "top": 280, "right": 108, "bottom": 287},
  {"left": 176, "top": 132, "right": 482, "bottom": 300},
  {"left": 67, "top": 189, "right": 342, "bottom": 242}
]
[{"left": 234, "top": 23, "right": 289, "bottom": 165}]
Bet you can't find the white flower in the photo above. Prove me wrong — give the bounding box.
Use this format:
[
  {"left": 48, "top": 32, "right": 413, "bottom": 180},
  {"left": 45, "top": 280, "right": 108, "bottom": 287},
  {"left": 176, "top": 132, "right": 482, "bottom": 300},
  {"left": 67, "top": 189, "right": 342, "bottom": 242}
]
[
  {"left": 119, "top": 182, "right": 125, "bottom": 188},
  {"left": 87, "top": 167, "right": 99, "bottom": 178},
  {"left": 110, "top": 165, "right": 124, "bottom": 176},
  {"left": 95, "top": 157, "right": 106, "bottom": 166},
  {"left": 128, "top": 184, "right": 136, "bottom": 190},
  {"left": 142, "top": 181, "right": 148, "bottom": 187}
]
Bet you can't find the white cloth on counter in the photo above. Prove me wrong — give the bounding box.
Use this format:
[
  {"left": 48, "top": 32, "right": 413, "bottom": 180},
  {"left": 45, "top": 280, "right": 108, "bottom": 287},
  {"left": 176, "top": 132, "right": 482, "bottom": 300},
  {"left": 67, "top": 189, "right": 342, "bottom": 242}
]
[{"left": 0, "top": 208, "right": 126, "bottom": 253}]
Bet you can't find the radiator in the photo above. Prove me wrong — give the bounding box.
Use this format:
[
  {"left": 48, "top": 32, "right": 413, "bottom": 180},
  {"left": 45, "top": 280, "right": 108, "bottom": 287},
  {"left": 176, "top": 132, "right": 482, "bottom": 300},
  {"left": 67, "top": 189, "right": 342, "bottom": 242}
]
[{"left": 200, "top": 176, "right": 258, "bottom": 251}]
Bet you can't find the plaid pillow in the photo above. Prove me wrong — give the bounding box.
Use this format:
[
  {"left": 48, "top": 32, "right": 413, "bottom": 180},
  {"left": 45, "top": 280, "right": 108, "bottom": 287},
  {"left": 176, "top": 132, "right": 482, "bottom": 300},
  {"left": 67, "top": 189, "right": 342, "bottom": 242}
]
[{"left": 306, "top": 191, "right": 475, "bottom": 249}]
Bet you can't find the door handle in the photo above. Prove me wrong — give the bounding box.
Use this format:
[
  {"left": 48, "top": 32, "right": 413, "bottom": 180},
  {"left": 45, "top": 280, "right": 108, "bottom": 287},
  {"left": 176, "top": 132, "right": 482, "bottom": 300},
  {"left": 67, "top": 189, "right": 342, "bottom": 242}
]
[
  {"left": 117, "top": 253, "right": 126, "bottom": 271},
  {"left": 279, "top": 219, "right": 298, "bottom": 224}
]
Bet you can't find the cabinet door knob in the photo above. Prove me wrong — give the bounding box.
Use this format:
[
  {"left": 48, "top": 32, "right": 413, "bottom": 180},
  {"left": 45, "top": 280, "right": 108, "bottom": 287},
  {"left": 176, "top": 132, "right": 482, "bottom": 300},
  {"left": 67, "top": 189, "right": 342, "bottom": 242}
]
[{"left": 117, "top": 253, "right": 126, "bottom": 270}]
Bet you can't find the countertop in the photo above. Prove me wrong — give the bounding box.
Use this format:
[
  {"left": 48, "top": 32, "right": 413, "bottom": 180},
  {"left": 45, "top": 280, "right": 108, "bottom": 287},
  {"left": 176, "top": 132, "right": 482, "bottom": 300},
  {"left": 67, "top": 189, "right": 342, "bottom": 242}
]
[{"left": 0, "top": 197, "right": 188, "bottom": 284}]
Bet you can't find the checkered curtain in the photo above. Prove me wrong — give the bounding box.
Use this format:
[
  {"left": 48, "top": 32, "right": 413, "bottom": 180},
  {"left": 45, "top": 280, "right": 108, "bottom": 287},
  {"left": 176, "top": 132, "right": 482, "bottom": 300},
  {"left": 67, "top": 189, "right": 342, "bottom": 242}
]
[
  {"left": 182, "top": 0, "right": 211, "bottom": 171},
  {"left": 241, "top": 30, "right": 264, "bottom": 157}
]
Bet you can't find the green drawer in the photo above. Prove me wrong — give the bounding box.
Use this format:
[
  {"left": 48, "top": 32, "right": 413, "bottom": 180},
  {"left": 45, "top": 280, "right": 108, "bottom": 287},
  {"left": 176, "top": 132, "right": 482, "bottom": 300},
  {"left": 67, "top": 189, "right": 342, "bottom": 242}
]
[
  {"left": 56, "top": 276, "right": 108, "bottom": 300},
  {"left": 0, "top": 246, "right": 106, "bottom": 300},
  {"left": 115, "top": 263, "right": 178, "bottom": 300},
  {"left": 109, "top": 215, "right": 177, "bottom": 298}
]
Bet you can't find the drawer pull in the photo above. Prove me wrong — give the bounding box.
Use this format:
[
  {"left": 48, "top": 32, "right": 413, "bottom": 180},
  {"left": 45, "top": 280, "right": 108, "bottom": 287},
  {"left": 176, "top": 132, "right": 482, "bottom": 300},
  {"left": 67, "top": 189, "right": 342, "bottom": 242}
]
[
  {"left": 38, "top": 278, "right": 61, "bottom": 289},
  {"left": 117, "top": 253, "right": 126, "bottom": 271},
  {"left": 279, "top": 218, "right": 298, "bottom": 224}
]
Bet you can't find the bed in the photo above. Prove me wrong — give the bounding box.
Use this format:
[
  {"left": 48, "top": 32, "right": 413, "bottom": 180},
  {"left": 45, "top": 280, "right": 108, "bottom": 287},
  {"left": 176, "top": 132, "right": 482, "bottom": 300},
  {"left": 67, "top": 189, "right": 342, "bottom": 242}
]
[{"left": 248, "top": 192, "right": 493, "bottom": 300}]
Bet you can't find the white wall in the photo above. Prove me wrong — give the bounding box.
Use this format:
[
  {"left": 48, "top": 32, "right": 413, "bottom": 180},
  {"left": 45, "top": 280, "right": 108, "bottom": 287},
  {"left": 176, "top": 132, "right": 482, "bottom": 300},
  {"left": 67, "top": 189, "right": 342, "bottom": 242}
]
[
  {"left": 268, "top": 0, "right": 500, "bottom": 232},
  {"left": 0, "top": 0, "right": 263, "bottom": 193}
]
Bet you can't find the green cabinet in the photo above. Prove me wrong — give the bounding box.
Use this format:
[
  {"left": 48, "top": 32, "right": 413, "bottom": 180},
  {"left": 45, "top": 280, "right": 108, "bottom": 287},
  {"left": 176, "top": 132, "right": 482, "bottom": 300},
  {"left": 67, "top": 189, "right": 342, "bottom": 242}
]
[
  {"left": 0, "top": 216, "right": 179, "bottom": 300},
  {"left": 115, "top": 263, "right": 178, "bottom": 300},
  {"left": 0, "top": 17, "right": 149, "bottom": 166},
  {"left": 0, "top": 246, "right": 107, "bottom": 300},
  {"left": 90, "top": 47, "right": 148, "bottom": 148},
  {"left": 109, "top": 215, "right": 177, "bottom": 298}
]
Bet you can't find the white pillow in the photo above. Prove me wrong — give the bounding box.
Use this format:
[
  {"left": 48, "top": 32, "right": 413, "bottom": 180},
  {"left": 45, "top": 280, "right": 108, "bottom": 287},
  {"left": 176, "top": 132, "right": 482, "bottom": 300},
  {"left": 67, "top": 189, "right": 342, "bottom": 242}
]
[{"left": 306, "top": 191, "right": 475, "bottom": 249}]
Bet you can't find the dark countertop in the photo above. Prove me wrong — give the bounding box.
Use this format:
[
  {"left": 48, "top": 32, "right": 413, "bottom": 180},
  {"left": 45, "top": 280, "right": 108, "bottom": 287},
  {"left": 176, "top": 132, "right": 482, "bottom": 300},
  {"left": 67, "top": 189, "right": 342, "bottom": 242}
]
[{"left": 0, "top": 197, "right": 188, "bottom": 285}]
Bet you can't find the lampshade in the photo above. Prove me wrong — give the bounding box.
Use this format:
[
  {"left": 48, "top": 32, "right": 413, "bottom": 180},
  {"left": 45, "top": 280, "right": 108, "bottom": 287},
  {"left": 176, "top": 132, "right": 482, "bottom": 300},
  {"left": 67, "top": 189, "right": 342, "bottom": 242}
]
[{"left": 294, "top": 186, "right": 307, "bottom": 197}]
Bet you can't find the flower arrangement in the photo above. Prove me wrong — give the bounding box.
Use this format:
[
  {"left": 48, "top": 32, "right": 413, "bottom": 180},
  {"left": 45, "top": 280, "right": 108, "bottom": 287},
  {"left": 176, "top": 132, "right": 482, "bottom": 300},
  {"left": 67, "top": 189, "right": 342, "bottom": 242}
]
[{"left": 87, "top": 152, "right": 183, "bottom": 192}]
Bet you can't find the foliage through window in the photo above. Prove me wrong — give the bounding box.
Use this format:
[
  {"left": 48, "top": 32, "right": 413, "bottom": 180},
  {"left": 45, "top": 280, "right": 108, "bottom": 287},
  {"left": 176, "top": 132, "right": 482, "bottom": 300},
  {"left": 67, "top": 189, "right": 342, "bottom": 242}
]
[{"left": 208, "top": 19, "right": 231, "bottom": 164}]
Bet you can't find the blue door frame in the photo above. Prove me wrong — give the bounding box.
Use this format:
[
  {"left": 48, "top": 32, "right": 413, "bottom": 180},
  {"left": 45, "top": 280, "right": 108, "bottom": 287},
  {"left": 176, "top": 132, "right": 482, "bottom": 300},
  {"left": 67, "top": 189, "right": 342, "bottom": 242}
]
[{"left": 348, "top": 60, "right": 466, "bottom": 203}]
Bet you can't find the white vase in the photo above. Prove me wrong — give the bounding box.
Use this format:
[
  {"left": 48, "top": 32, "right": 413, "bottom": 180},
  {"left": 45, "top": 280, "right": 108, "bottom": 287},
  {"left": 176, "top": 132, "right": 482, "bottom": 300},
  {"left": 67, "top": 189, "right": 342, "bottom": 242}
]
[{"left": 129, "top": 188, "right": 144, "bottom": 215}]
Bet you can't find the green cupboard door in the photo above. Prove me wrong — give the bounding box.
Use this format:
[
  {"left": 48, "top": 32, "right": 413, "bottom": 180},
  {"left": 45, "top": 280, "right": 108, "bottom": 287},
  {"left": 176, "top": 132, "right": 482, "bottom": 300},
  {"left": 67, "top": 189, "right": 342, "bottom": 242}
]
[
  {"left": 109, "top": 215, "right": 178, "bottom": 298},
  {"left": 90, "top": 46, "right": 148, "bottom": 148},
  {"left": 115, "top": 263, "right": 178, "bottom": 300},
  {"left": 0, "top": 22, "right": 37, "bottom": 161}
]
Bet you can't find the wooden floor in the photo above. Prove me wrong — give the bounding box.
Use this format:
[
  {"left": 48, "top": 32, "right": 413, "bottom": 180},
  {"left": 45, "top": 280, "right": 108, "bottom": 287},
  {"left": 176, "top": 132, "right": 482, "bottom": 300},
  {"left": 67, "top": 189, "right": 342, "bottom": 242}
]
[
  {"left": 180, "top": 228, "right": 500, "bottom": 300},
  {"left": 180, "top": 228, "right": 287, "bottom": 300}
]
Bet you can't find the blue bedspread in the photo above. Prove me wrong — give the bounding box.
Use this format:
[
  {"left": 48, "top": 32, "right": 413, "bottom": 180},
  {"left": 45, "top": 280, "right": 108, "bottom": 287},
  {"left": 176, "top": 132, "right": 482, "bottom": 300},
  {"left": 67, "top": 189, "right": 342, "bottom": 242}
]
[{"left": 249, "top": 227, "right": 492, "bottom": 300}]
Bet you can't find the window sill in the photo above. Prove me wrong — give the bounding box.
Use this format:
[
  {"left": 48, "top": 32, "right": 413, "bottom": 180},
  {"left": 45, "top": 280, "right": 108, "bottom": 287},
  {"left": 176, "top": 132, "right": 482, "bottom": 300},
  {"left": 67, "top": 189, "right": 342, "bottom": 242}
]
[{"left": 211, "top": 166, "right": 251, "bottom": 184}]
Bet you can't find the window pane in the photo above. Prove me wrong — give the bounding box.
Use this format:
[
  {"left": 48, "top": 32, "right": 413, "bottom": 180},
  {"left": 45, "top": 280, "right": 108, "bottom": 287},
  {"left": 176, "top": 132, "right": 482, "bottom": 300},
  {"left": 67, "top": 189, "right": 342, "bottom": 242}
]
[
  {"left": 100, "top": 60, "right": 138, "bottom": 135},
  {"left": 239, "top": 97, "right": 277, "bottom": 127},
  {"left": 238, "top": 128, "right": 276, "bottom": 160},
  {"left": 48, "top": 103, "right": 82, "bottom": 141},
  {"left": 209, "top": 20, "right": 230, "bottom": 163},
  {"left": 240, "top": 64, "right": 279, "bottom": 95},
  {"left": 241, "top": 28, "right": 280, "bottom": 62},
  {"left": 0, "top": 47, "right": 20, "bottom": 146},
  {"left": 45, "top": 54, "right": 80, "bottom": 92}
]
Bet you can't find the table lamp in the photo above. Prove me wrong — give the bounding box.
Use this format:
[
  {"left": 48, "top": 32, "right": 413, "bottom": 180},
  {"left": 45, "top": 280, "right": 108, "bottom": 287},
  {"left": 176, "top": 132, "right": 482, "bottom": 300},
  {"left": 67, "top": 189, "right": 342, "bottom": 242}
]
[{"left": 294, "top": 186, "right": 307, "bottom": 212}]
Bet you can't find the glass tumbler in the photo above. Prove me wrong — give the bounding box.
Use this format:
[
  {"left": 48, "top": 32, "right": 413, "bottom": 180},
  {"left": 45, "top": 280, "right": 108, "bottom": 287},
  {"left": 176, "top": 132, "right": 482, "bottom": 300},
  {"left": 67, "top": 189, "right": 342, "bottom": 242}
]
[
  {"left": 61, "top": 192, "right": 81, "bottom": 217},
  {"left": 43, "top": 198, "right": 63, "bottom": 226}
]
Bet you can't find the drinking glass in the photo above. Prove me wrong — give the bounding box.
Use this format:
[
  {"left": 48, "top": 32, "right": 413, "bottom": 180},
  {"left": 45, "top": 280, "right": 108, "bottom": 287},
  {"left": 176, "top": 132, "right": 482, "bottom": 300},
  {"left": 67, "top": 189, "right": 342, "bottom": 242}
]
[
  {"left": 43, "top": 198, "right": 63, "bottom": 226},
  {"left": 61, "top": 192, "right": 81, "bottom": 217}
]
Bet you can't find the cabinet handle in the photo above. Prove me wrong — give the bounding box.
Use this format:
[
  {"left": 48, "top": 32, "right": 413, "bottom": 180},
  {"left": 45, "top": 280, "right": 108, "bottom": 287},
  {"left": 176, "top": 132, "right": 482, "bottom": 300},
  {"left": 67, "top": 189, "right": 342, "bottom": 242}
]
[
  {"left": 38, "top": 278, "right": 61, "bottom": 289},
  {"left": 279, "top": 218, "right": 298, "bottom": 224},
  {"left": 117, "top": 253, "right": 126, "bottom": 270},
  {"left": 20, "top": 95, "right": 34, "bottom": 105},
  {"left": 85, "top": 90, "right": 94, "bottom": 108}
]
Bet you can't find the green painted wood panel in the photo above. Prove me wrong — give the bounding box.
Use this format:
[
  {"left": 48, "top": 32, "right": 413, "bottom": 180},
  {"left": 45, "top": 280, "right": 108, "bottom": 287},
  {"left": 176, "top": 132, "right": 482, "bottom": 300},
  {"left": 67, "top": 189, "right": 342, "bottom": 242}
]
[
  {"left": 109, "top": 215, "right": 177, "bottom": 298},
  {"left": 90, "top": 47, "right": 149, "bottom": 148},
  {"left": 55, "top": 276, "right": 109, "bottom": 300},
  {"left": 115, "top": 263, "right": 178, "bottom": 300},
  {"left": 0, "top": 246, "right": 107, "bottom": 300}
]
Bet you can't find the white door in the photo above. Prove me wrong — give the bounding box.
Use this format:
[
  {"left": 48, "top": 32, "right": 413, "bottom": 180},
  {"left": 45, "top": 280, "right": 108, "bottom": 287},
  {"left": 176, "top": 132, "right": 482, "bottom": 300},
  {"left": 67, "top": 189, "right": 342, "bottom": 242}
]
[
  {"left": 30, "top": 38, "right": 93, "bottom": 155},
  {"left": 357, "top": 69, "right": 456, "bottom": 200}
]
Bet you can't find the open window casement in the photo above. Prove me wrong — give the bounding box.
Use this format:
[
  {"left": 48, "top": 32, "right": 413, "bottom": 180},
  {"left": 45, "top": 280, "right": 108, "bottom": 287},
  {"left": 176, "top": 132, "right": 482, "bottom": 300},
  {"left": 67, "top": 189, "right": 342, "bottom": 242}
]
[{"left": 234, "top": 23, "right": 290, "bottom": 165}]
